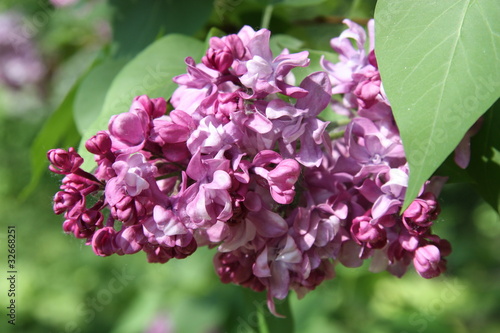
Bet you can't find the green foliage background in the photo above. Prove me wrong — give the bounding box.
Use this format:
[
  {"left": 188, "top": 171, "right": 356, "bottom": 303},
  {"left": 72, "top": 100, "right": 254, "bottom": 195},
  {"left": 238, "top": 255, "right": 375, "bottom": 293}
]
[{"left": 0, "top": 0, "right": 499, "bottom": 332}]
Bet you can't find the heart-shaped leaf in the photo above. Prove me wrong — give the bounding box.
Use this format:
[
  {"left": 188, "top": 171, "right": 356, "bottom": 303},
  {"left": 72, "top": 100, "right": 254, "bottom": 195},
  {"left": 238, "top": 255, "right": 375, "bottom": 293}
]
[
  {"left": 375, "top": 0, "right": 500, "bottom": 209},
  {"left": 78, "top": 34, "right": 204, "bottom": 171}
]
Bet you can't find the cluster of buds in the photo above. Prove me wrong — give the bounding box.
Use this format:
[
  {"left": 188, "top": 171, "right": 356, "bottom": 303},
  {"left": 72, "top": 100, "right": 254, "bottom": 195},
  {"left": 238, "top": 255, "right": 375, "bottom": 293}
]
[{"left": 48, "top": 20, "right": 450, "bottom": 315}]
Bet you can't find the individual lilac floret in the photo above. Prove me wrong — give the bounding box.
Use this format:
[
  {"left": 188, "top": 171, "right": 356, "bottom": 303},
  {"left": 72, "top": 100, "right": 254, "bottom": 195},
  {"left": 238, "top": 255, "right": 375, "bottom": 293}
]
[
  {"left": 321, "top": 19, "right": 374, "bottom": 94},
  {"left": 252, "top": 151, "right": 300, "bottom": 204},
  {"left": 92, "top": 227, "right": 117, "bottom": 257},
  {"left": 202, "top": 34, "right": 246, "bottom": 73},
  {"left": 321, "top": 19, "right": 391, "bottom": 122},
  {"left": 413, "top": 244, "right": 445, "bottom": 279},
  {"left": 239, "top": 27, "right": 310, "bottom": 98},
  {"left": 266, "top": 72, "right": 332, "bottom": 167},
  {"left": 48, "top": 147, "right": 84, "bottom": 175},
  {"left": 253, "top": 235, "right": 303, "bottom": 317},
  {"left": 105, "top": 153, "right": 162, "bottom": 225}
]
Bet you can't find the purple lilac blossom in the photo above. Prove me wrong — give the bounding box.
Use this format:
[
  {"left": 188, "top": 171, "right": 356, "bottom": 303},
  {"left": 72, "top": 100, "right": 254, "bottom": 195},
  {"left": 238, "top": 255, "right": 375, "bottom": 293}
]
[
  {"left": 50, "top": 0, "right": 79, "bottom": 7},
  {"left": 0, "top": 12, "right": 45, "bottom": 89},
  {"left": 48, "top": 22, "right": 452, "bottom": 316}
]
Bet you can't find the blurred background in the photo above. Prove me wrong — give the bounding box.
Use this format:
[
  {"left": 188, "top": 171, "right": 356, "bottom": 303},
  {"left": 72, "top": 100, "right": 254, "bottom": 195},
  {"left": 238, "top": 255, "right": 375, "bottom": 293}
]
[{"left": 1, "top": 0, "right": 500, "bottom": 332}]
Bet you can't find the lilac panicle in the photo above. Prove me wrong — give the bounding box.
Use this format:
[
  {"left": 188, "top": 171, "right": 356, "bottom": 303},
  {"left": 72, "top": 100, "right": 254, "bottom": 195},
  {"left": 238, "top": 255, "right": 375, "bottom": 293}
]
[{"left": 48, "top": 21, "right": 452, "bottom": 316}]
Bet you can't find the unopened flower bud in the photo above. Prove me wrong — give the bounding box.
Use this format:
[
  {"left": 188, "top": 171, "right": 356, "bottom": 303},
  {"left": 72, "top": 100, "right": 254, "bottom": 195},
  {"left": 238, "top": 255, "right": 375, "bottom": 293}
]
[
  {"left": 92, "top": 227, "right": 117, "bottom": 256},
  {"left": 47, "top": 147, "right": 83, "bottom": 174},
  {"left": 85, "top": 131, "right": 112, "bottom": 155}
]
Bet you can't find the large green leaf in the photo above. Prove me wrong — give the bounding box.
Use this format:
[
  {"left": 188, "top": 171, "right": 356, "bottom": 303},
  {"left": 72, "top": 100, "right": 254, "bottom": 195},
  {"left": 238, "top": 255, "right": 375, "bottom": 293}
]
[
  {"left": 348, "top": 0, "right": 376, "bottom": 18},
  {"left": 252, "top": 0, "right": 326, "bottom": 7},
  {"left": 20, "top": 83, "right": 81, "bottom": 200},
  {"left": 278, "top": 0, "right": 327, "bottom": 6},
  {"left": 270, "top": 34, "right": 304, "bottom": 56},
  {"left": 375, "top": 0, "right": 500, "bottom": 209},
  {"left": 110, "top": 0, "right": 214, "bottom": 58},
  {"left": 20, "top": 50, "right": 104, "bottom": 199},
  {"left": 73, "top": 59, "right": 127, "bottom": 134},
  {"left": 78, "top": 34, "right": 205, "bottom": 171},
  {"left": 292, "top": 49, "right": 338, "bottom": 85},
  {"left": 467, "top": 100, "right": 500, "bottom": 213}
]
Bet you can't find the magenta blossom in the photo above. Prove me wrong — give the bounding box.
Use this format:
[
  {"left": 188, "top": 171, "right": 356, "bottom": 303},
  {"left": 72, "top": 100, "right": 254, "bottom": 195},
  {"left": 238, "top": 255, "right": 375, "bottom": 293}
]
[
  {"left": 413, "top": 245, "right": 445, "bottom": 279},
  {"left": 48, "top": 147, "right": 84, "bottom": 175}
]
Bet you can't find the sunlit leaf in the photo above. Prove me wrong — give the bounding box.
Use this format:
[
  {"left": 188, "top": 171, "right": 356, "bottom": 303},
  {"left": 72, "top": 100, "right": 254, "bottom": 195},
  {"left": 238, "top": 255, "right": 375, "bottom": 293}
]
[
  {"left": 73, "top": 59, "right": 127, "bottom": 134},
  {"left": 375, "top": 0, "right": 500, "bottom": 210},
  {"left": 292, "top": 49, "right": 338, "bottom": 84},
  {"left": 270, "top": 34, "right": 304, "bottom": 56},
  {"left": 78, "top": 34, "right": 204, "bottom": 171},
  {"left": 348, "top": 0, "right": 376, "bottom": 18},
  {"left": 20, "top": 84, "right": 80, "bottom": 200}
]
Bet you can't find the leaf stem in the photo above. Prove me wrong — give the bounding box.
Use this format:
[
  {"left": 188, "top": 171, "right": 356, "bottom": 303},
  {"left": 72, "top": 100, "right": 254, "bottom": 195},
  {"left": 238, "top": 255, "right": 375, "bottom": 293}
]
[{"left": 261, "top": 4, "right": 274, "bottom": 30}]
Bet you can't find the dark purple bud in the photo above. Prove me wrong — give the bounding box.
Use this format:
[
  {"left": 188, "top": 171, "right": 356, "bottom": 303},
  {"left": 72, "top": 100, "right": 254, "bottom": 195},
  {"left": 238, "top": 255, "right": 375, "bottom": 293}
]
[
  {"left": 47, "top": 147, "right": 84, "bottom": 175},
  {"left": 402, "top": 192, "right": 439, "bottom": 234},
  {"left": 92, "top": 227, "right": 117, "bottom": 256},
  {"left": 62, "top": 218, "right": 93, "bottom": 239},
  {"left": 143, "top": 243, "right": 174, "bottom": 263},
  {"left": 350, "top": 216, "right": 386, "bottom": 249},
  {"left": 214, "top": 250, "right": 256, "bottom": 286},
  {"left": 202, "top": 47, "right": 233, "bottom": 72},
  {"left": 85, "top": 131, "right": 112, "bottom": 155},
  {"left": 173, "top": 235, "right": 197, "bottom": 259},
  {"left": 115, "top": 225, "right": 144, "bottom": 255},
  {"left": 78, "top": 209, "right": 104, "bottom": 229},
  {"left": 53, "top": 188, "right": 84, "bottom": 215},
  {"left": 110, "top": 195, "right": 135, "bottom": 224}
]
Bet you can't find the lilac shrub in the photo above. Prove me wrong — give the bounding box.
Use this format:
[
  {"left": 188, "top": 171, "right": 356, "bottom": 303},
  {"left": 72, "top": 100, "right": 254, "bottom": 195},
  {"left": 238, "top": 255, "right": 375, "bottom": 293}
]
[{"left": 48, "top": 20, "right": 450, "bottom": 315}]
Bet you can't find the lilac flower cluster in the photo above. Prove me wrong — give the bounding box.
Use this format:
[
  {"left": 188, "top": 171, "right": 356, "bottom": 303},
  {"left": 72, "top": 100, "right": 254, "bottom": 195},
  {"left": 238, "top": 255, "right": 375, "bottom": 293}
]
[{"left": 48, "top": 21, "right": 450, "bottom": 315}]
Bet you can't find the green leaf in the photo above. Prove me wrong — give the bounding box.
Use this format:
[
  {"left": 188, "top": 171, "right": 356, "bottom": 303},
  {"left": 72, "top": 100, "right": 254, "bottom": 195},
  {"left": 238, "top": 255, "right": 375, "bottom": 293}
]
[
  {"left": 73, "top": 59, "right": 127, "bottom": 134},
  {"left": 375, "top": 0, "right": 500, "bottom": 210},
  {"left": 109, "top": 289, "right": 163, "bottom": 333},
  {"left": 277, "top": 0, "right": 327, "bottom": 6},
  {"left": 205, "top": 27, "right": 227, "bottom": 43},
  {"left": 78, "top": 34, "right": 205, "bottom": 171},
  {"left": 292, "top": 48, "right": 338, "bottom": 85},
  {"left": 348, "top": 0, "right": 377, "bottom": 18},
  {"left": 20, "top": 50, "right": 104, "bottom": 198},
  {"left": 110, "top": 0, "right": 214, "bottom": 58},
  {"left": 20, "top": 83, "right": 81, "bottom": 200},
  {"left": 434, "top": 154, "right": 474, "bottom": 184},
  {"left": 467, "top": 99, "right": 500, "bottom": 213},
  {"left": 270, "top": 34, "right": 304, "bottom": 56},
  {"left": 205, "top": 27, "right": 227, "bottom": 51},
  {"left": 242, "top": 288, "right": 295, "bottom": 333},
  {"left": 250, "top": 0, "right": 326, "bottom": 7}
]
